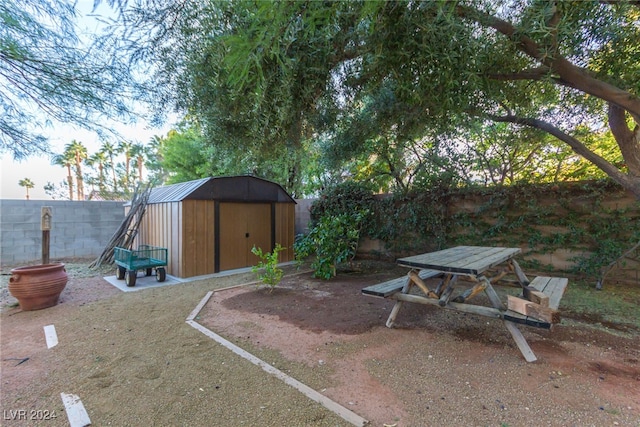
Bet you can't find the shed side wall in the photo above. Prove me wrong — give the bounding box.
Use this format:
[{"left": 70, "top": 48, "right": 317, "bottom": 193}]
[
  {"left": 139, "top": 202, "right": 182, "bottom": 276},
  {"left": 275, "top": 203, "right": 295, "bottom": 262}
]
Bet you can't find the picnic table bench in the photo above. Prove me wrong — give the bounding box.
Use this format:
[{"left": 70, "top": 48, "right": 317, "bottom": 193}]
[
  {"left": 503, "top": 276, "right": 568, "bottom": 328},
  {"left": 362, "top": 269, "right": 443, "bottom": 298},
  {"left": 362, "top": 246, "right": 569, "bottom": 362}
]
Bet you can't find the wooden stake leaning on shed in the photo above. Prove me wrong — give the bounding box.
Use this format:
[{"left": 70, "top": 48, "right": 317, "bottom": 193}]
[{"left": 89, "top": 184, "right": 151, "bottom": 269}]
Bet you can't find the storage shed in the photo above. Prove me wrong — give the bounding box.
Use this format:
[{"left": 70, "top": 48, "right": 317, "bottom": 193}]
[{"left": 135, "top": 176, "right": 296, "bottom": 278}]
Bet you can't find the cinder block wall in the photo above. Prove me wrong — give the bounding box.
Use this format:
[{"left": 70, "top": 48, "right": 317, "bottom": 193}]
[{"left": 0, "top": 200, "right": 125, "bottom": 267}]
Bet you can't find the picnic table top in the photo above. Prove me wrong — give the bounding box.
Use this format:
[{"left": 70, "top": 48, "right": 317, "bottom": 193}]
[{"left": 396, "top": 246, "right": 521, "bottom": 275}]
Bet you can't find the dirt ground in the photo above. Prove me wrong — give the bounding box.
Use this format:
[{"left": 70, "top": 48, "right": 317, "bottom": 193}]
[{"left": 1, "top": 260, "right": 639, "bottom": 427}]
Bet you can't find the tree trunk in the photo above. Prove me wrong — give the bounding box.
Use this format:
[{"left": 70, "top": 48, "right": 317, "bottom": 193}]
[
  {"left": 609, "top": 104, "right": 640, "bottom": 177},
  {"left": 137, "top": 155, "right": 143, "bottom": 181},
  {"left": 66, "top": 164, "right": 74, "bottom": 201},
  {"left": 75, "top": 156, "right": 84, "bottom": 201}
]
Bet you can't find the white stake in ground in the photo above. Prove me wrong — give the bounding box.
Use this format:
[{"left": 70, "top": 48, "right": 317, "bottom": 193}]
[
  {"left": 43, "top": 325, "right": 58, "bottom": 349},
  {"left": 60, "top": 393, "right": 91, "bottom": 427}
]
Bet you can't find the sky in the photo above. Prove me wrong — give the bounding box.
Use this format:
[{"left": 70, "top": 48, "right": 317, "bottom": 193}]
[
  {"left": 0, "top": 1, "right": 175, "bottom": 201},
  {"left": 0, "top": 122, "right": 172, "bottom": 200}
]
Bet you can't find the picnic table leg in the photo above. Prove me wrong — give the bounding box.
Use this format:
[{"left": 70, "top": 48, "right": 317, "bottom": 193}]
[
  {"left": 452, "top": 280, "right": 486, "bottom": 303},
  {"left": 386, "top": 276, "right": 413, "bottom": 328},
  {"left": 504, "top": 321, "right": 537, "bottom": 362},
  {"left": 483, "top": 276, "right": 538, "bottom": 362},
  {"left": 408, "top": 270, "right": 439, "bottom": 299},
  {"left": 438, "top": 274, "right": 458, "bottom": 306},
  {"left": 510, "top": 259, "right": 534, "bottom": 300}
]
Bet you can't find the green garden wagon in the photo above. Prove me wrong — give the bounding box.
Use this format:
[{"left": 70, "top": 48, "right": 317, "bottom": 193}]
[{"left": 114, "top": 245, "right": 168, "bottom": 287}]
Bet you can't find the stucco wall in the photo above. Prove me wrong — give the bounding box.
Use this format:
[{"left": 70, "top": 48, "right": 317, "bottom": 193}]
[
  {"left": 0, "top": 200, "right": 125, "bottom": 267},
  {"left": 294, "top": 198, "right": 315, "bottom": 235}
]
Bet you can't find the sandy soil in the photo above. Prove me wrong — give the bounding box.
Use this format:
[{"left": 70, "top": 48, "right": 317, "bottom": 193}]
[{"left": 1, "top": 260, "right": 639, "bottom": 427}]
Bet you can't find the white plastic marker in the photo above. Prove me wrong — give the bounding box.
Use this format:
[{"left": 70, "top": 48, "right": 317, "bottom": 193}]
[
  {"left": 60, "top": 393, "right": 91, "bottom": 427},
  {"left": 44, "top": 325, "right": 58, "bottom": 349}
]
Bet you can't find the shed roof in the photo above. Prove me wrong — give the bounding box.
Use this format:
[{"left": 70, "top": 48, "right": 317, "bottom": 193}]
[{"left": 146, "top": 176, "right": 296, "bottom": 204}]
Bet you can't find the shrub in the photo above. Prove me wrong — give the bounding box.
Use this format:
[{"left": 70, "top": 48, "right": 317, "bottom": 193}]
[
  {"left": 251, "top": 244, "right": 285, "bottom": 292},
  {"left": 294, "top": 210, "right": 368, "bottom": 279},
  {"left": 310, "top": 181, "right": 376, "bottom": 233}
]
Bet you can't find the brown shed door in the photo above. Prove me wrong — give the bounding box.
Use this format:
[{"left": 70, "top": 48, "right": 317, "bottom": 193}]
[{"left": 218, "top": 203, "right": 272, "bottom": 271}]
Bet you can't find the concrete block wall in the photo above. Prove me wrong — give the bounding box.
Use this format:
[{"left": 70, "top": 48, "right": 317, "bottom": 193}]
[{"left": 0, "top": 200, "right": 125, "bottom": 267}]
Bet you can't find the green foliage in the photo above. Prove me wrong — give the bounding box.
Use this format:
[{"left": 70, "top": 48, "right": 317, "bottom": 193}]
[
  {"left": 370, "top": 190, "right": 449, "bottom": 254},
  {"left": 251, "top": 244, "right": 285, "bottom": 292},
  {"left": 362, "top": 180, "right": 640, "bottom": 281},
  {"left": 1, "top": 0, "right": 136, "bottom": 159},
  {"left": 160, "top": 125, "right": 216, "bottom": 184},
  {"left": 310, "top": 181, "right": 376, "bottom": 227},
  {"left": 294, "top": 211, "right": 367, "bottom": 280},
  {"left": 126, "top": 0, "right": 640, "bottom": 198}
]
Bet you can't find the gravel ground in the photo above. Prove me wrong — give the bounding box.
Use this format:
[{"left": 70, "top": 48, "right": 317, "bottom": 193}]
[{"left": 1, "top": 259, "right": 639, "bottom": 427}]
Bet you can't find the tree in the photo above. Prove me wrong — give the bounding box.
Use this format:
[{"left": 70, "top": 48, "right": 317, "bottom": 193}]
[
  {"left": 18, "top": 178, "right": 35, "bottom": 200},
  {"left": 99, "top": 141, "right": 119, "bottom": 193},
  {"left": 159, "top": 122, "right": 254, "bottom": 184},
  {"left": 121, "top": 1, "right": 360, "bottom": 196},
  {"left": 117, "top": 140, "right": 134, "bottom": 190},
  {"left": 128, "top": 1, "right": 640, "bottom": 199},
  {"left": 351, "top": 1, "right": 640, "bottom": 197},
  {"left": 44, "top": 181, "right": 68, "bottom": 200},
  {"left": 64, "top": 140, "right": 88, "bottom": 200},
  {"left": 130, "top": 142, "right": 147, "bottom": 183},
  {"left": 51, "top": 151, "right": 74, "bottom": 200},
  {"left": 144, "top": 135, "right": 169, "bottom": 185},
  {"left": 1, "top": 0, "right": 137, "bottom": 159},
  {"left": 86, "top": 151, "right": 109, "bottom": 193}
]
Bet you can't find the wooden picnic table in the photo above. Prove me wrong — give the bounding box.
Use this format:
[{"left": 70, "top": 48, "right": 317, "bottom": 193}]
[{"left": 366, "top": 246, "right": 568, "bottom": 362}]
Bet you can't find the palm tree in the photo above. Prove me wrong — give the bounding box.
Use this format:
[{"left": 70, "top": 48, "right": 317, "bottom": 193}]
[
  {"left": 18, "top": 178, "right": 34, "bottom": 200},
  {"left": 52, "top": 152, "right": 74, "bottom": 200},
  {"left": 117, "top": 140, "right": 133, "bottom": 191},
  {"left": 130, "top": 142, "right": 147, "bottom": 184},
  {"left": 86, "top": 151, "right": 108, "bottom": 192},
  {"left": 64, "top": 140, "right": 88, "bottom": 200},
  {"left": 100, "top": 141, "right": 119, "bottom": 193}
]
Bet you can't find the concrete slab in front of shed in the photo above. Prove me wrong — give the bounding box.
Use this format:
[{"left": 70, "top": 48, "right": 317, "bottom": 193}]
[
  {"left": 103, "top": 273, "right": 183, "bottom": 292},
  {"left": 104, "top": 262, "right": 296, "bottom": 292}
]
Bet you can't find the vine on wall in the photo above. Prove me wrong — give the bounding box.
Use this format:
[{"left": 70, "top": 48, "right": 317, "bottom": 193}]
[{"left": 311, "top": 180, "right": 640, "bottom": 281}]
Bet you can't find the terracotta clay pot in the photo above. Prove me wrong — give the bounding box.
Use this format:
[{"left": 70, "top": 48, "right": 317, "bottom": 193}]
[{"left": 8, "top": 263, "right": 68, "bottom": 311}]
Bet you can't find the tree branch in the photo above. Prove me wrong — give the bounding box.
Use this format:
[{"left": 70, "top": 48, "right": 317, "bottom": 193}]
[
  {"left": 486, "top": 67, "right": 549, "bottom": 81},
  {"left": 486, "top": 113, "right": 640, "bottom": 197},
  {"left": 455, "top": 4, "right": 640, "bottom": 118}
]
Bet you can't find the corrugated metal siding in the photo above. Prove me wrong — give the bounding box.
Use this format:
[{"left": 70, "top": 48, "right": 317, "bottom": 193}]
[
  {"left": 134, "top": 176, "right": 295, "bottom": 278},
  {"left": 147, "top": 178, "right": 210, "bottom": 204},
  {"left": 218, "top": 202, "right": 272, "bottom": 271},
  {"left": 181, "top": 199, "right": 215, "bottom": 277},
  {"left": 145, "top": 176, "right": 296, "bottom": 204},
  {"left": 275, "top": 203, "right": 296, "bottom": 263},
  {"left": 137, "top": 202, "right": 181, "bottom": 276}
]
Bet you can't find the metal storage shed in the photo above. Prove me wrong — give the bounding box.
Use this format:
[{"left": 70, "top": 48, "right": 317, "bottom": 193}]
[{"left": 135, "top": 176, "right": 296, "bottom": 278}]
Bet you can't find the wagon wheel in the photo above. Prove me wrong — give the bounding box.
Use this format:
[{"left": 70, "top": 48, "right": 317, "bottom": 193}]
[
  {"left": 125, "top": 270, "right": 137, "bottom": 287},
  {"left": 116, "top": 266, "right": 126, "bottom": 280},
  {"left": 156, "top": 267, "right": 166, "bottom": 283},
  {"left": 145, "top": 268, "right": 153, "bottom": 276}
]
